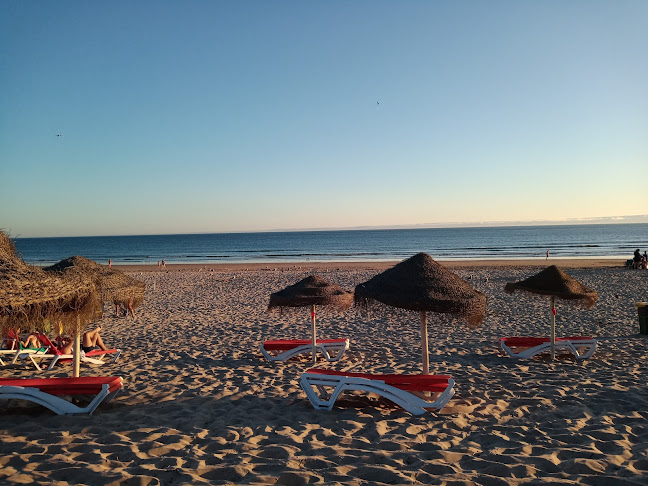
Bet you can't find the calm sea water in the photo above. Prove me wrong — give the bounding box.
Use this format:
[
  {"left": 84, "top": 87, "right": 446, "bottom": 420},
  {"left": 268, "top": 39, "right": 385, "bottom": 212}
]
[{"left": 11, "top": 224, "right": 647, "bottom": 266}]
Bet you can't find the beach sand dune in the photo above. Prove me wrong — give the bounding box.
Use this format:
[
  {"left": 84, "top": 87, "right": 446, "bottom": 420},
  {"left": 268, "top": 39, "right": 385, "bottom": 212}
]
[{"left": 1, "top": 263, "right": 647, "bottom": 485}]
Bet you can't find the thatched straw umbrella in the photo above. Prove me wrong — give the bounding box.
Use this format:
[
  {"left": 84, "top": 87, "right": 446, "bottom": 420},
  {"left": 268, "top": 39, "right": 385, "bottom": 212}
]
[
  {"left": 268, "top": 275, "right": 353, "bottom": 364},
  {"left": 355, "top": 253, "right": 487, "bottom": 375},
  {"left": 0, "top": 232, "right": 102, "bottom": 377},
  {"left": 45, "top": 256, "right": 145, "bottom": 315},
  {"left": 504, "top": 265, "right": 598, "bottom": 360}
]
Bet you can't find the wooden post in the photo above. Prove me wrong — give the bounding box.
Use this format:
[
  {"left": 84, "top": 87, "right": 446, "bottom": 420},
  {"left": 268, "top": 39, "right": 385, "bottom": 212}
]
[
  {"left": 420, "top": 311, "right": 429, "bottom": 375},
  {"left": 550, "top": 296, "right": 556, "bottom": 360},
  {"left": 311, "top": 305, "right": 317, "bottom": 365},
  {"left": 73, "top": 315, "right": 81, "bottom": 377}
]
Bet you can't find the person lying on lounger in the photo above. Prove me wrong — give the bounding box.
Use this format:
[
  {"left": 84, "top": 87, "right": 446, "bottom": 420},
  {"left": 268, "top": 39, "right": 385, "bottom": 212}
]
[
  {"left": 20, "top": 333, "right": 43, "bottom": 350},
  {"left": 59, "top": 326, "right": 109, "bottom": 354}
]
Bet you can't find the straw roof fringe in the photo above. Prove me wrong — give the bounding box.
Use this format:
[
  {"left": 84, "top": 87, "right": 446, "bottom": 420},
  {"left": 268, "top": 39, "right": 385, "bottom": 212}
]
[
  {"left": 0, "top": 231, "right": 19, "bottom": 263},
  {"left": 354, "top": 253, "right": 487, "bottom": 327},
  {"left": 45, "top": 256, "right": 146, "bottom": 308},
  {"left": 0, "top": 232, "right": 102, "bottom": 335},
  {"left": 268, "top": 275, "right": 353, "bottom": 312},
  {"left": 503, "top": 265, "right": 598, "bottom": 308}
]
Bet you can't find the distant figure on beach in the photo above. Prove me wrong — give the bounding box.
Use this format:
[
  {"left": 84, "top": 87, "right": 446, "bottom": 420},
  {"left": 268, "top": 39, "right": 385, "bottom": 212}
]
[
  {"left": 108, "top": 259, "right": 112, "bottom": 268},
  {"left": 546, "top": 250, "right": 549, "bottom": 260},
  {"left": 162, "top": 259, "right": 166, "bottom": 268},
  {"left": 633, "top": 249, "right": 643, "bottom": 269},
  {"left": 59, "top": 326, "right": 109, "bottom": 354},
  {"left": 114, "top": 299, "right": 136, "bottom": 318},
  {"left": 157, "top": 261, "right": 160, "bottom": 267}
]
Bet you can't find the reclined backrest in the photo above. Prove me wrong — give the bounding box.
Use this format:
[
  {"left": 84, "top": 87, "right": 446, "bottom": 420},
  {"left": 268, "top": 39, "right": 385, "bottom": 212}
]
[
  {"left": 34, "top": 333, "right": 63, "bottom": 355},
  {"left": 3, "top": 330, "right": 18, "bottom": 350}
]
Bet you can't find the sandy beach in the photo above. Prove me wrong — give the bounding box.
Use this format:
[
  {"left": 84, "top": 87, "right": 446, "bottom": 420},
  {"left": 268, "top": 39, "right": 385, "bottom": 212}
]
[{"left": 1, "top": 260, "right": 647, "bottom": 485}]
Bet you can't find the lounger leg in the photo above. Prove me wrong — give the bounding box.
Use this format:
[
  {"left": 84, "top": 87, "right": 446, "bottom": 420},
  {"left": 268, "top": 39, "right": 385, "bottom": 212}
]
[
  {"left": 569, "top": 341, "right": 597, "bottom": 359},
  {"left": 315, "top": 384, "right": 330, "bottom": 400},
  {"left": 300, "top": 376, "right": 345, "bottom": 411},
  {"left": 47, "top": 356, "right": 61, "bottom": 371},
  {"left": 318, "top": 345, "right": 332, "bottom": 361},
  {"left": 320, "top": 341, "right": 350, "bottom": 362},
  {"left": 28, "top": 354, "right": 44, "bottom": 370}
]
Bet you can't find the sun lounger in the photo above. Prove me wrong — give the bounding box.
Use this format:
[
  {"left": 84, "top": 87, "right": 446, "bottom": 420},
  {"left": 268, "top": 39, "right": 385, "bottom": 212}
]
[
  {"left": 42, "top": 348, "right": 122, "bottom": 370},
  {"left": 499, "top": 336, "right": 597, "bottom": 360},
  {"left": 1, "top": 331, "right": 51, "bottom": 366},
  {"left": 3, "top": 346, "right": 51, "bottom": 367},
  {"left": 300, "top": 368, "right": 455, "bottom": 415},
  {"left": 261, "top": 338, "right": 349, "bottom": 362},
  {"left": 0, "top": 376, "right": 123, "bottom": 415},
  {"left": 0, "top": 331, "right": 20, "bottom": 365},
  {"left": 11, "top": 333, "right": 121, "bottom": 371}
]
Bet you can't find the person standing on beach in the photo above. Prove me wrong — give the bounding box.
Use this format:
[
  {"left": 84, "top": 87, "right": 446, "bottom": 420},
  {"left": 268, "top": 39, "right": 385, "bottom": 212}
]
[
  {"left": 162, "top": 259, "right": 166, "bottom": 268},
  {"left": 633, "top": 249, "right": 643, "bottom": 269},
  {"left": 114, "top": 299, "right": 136, "bottom": 318},
  {"left": 546, "top": 250, "right": 549, "bottom": 260}
]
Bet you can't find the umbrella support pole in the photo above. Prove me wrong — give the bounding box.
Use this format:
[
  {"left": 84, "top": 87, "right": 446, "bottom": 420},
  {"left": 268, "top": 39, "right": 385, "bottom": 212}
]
[
  {"left": 420, "top": 311, "right": 430, "bottom": 376},
  {"left": 550, "top": 297, "right": 556, "bottom": 360},
  {"left": 311, "top": 305, "right": 317, "bottom": 365},
  {"left": 73, "top": 316, "right": 81, "bottom": 378}
]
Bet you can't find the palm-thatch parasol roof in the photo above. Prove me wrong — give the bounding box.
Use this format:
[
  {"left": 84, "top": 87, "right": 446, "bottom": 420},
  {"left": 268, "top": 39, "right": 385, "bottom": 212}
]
[
  {"left": 503, "top": 265, "right": 598, "bottom": 360},
  {"left": 504, "top": 265, "right": 597, "bottom": 308},
  {"left": 355, "top": 253, "right": 487, "bottom": 375},
  {"left": 268, "top": 275, "right": 353, "bottom": 364},
  {"left": 0, "top": 232, "right": 102, "bottom": 338},
  {"left": 45, "top": 256, "right": 145, "bottom": 309},
  {"left": 354, "top": 253, "right": 487, "bottom": 327},
  {"left": 268, "top": 275, "right": 353, "bottom": 312}
]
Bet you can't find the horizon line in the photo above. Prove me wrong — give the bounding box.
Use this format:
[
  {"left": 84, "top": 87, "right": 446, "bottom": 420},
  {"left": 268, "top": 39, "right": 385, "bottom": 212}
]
[{"left": 9, "top": 215, "right": 648, "bottom": 239}]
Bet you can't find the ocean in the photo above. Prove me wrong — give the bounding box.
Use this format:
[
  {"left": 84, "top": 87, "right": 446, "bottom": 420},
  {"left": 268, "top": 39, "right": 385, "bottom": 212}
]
[{"left": 10, "top": 223, "right": 647, "bottom": 266}]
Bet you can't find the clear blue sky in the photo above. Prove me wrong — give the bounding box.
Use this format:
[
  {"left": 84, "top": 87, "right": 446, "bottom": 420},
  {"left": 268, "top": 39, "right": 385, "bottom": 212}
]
[{"left": 1, "top": 1, "right": 646, "bottom": 237}]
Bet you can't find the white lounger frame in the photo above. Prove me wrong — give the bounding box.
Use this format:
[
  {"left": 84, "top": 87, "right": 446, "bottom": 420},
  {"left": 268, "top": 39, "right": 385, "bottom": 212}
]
[
  {"left": 44, "top": 349, "right": 122, "bottom": 370},
  {"left": 1, "top": 348, "right": 47, "bottom": 367},
  {"left": 261, "top": 340, "right": 349, "bottom": 362},
  {"left": 10, "top": 349, "right": 122, "bottom": 370},
  {"left": 0, "top": 349, "right": 17, "bottom": 366},
  {"left": 300, "top": 371, "right": 455, "bottom": 415},
  {"left": 0, "top": 382, "right": 121, "bottom": 415},
  {"left": 500, "top": 338, "right": 597, "bottom": 360}
]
